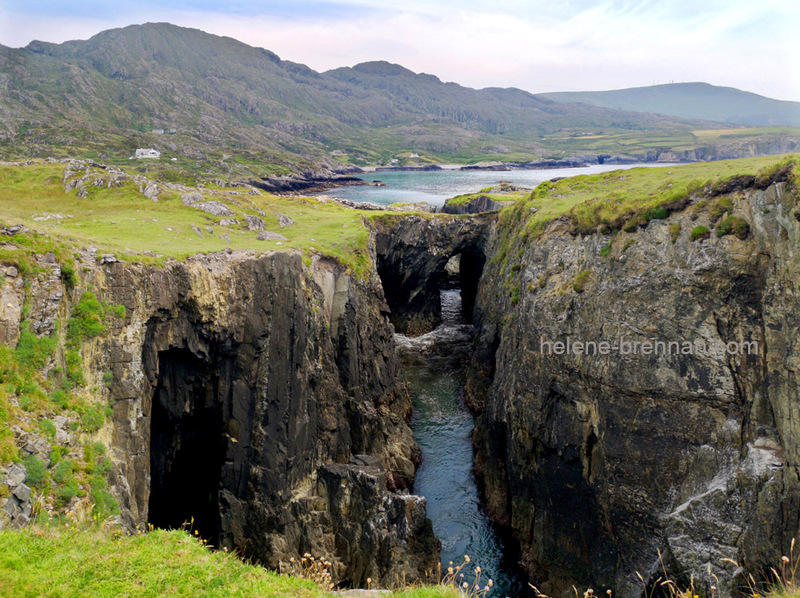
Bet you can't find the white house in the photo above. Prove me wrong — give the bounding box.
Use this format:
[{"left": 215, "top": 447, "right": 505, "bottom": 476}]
[{"left": 134, "top": 148, "right": 161, "bottom": 159}]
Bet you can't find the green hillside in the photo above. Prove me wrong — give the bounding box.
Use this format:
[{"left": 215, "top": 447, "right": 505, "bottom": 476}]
[
  {"left": 540, "top": 82, "right": 800, "bottom": 126},
  {"left": 0, "top": 23, "right": 721, "bottom": 173}
]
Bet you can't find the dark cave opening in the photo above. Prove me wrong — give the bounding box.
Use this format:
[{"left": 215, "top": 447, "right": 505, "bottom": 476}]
[
  {"left": 458, "top": 248, "right": 485, "bottom": 324},
  {"left": 148, "top": 348, "right": 227, "bottom": 545}
]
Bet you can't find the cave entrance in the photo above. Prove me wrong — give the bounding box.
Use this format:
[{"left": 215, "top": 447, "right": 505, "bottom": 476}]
[
  {"left": 442, "top": 247, "right": 485, "bottom": 324},
  {"left": 148, "top": 348, "right": 226, "bottom": 545}
]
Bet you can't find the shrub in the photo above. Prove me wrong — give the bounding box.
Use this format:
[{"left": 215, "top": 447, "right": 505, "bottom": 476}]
[
  {"left": 81, "top": 405, "right": 106, "bottom": 433},
  {"left": 65, "top": 349, "right": 85, "bottom": 388},
  {"left": 52, "top": 459, "right": 75, "bottom": 485},
  {"left": 22, "top": 454, "right": 48, "bottom": 488},
  {"left": 716, "top": 216, "right": 750, "bottom": 240},
  {"left": 39, "top": 418, "right": 57, "bottom": 438},
  {"left": 107, "top": 304, "right": 126, "bottom": 319},
  {"left": 51, "top": 389, "right": 69, "bottom": 409},
  {"left": 14, "top": 325, "right": 56, "bottom": 371},
  {"left": 60, "top": 263, "right": 77, "bottom": 290},
  {"left": 622, "top": 217, "right": 639, "bottom": 232},
  {"left": 66, "top": 292, "right": 106, "bottom": 348},
  {"left": 599, "top": 242, "right": 612, "bottom": 257},
  {"left": 644, "top": 206, "right": 669, "bottom": 221},
  {"left": 573, "top": 270, "right": 590, "bottom": 293},
  {"left": 709, "top": 197, "right": 733, "bottom": 223},
  {"left": 691, "top": 225, "right": 710, "bottom": 241},
  {"left": 90, "top": 474, "right": 120, "bottom": 517},
  {"left": 56, "top": 479, "right": 79, "bottom": 506}
]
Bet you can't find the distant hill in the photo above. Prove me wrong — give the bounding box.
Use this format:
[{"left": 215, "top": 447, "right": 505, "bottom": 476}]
[
  {"left": 539, "top": 83, "right": 800, "bottom": 126},
  {"left": 0, "top": 23, "right": 796, "bottom": 178},
  {"left": 0, "top": 23, "right": 722, "bottom": 171}
]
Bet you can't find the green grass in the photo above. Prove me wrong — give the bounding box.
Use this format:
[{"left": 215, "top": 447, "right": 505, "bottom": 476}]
[
  {"left": 0, "top": 161, "right": 386, "bottom": 278},
  {"left": 509, "top": 154, "right": 798, "bottom": 237},
  {"left": 691, "top": 225, "right": 710, "bottom": 241},
  {"left": 444, "top": 188, "right": 527, "bottom": 208},
  {"left": 0, "top": 527, "right": 458, "bottom": 598}
]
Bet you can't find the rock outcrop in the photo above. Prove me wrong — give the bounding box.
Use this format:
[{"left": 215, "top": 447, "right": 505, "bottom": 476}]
[
  {"left": 440, "top": 195, "right": 512, "bottom": 215},
  {"left": 0, "top": 245, "right": 440, "bottom": 587},
  {"left": 372, "top": 214, "right": 495, "bottom": 335},
  {"left": 465, "top": 178, "right": 800, "bottom": 597}
]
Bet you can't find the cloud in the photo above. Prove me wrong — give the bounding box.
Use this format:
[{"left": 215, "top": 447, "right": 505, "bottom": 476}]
[{"left": 1, "top": 0, "right": 798, "bottom": 100}]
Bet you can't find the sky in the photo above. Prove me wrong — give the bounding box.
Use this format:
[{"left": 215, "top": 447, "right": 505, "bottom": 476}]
[{"left": 1, "top": 0, "right": 798, "bottom": 101}]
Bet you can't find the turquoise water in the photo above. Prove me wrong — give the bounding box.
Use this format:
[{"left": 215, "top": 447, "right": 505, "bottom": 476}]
[
  {"left": 397, "top": 291, "right": 528, "bottom": 597},
  {"left": 328, "top": 164, "right": 670, "bottom": 209}
]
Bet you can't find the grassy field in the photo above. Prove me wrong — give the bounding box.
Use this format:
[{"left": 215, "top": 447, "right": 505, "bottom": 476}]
[
  {"left": 0, "top": 526, "right": 458, "bottom": 598},
  {"left": 0, "top": 161, "right": 392, "bottom": 277}
]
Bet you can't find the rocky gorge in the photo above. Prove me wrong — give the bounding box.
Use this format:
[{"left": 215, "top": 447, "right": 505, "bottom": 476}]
[{"left": 2, "top": 157, "right": 800, "bottom": 597}]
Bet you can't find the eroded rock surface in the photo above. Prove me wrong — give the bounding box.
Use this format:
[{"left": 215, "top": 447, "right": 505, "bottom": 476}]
[
  {"left": 466, "top": 180, "right": 800, "bottom": 597},
  {"left": 1, "top": 246, "right": 439, "bottom": 587}
]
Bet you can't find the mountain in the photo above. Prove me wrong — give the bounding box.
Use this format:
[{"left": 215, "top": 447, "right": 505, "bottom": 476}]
[
  {"left": 539, "top": 82, "right": 800, "bottom": 126},
  {"left": 0, "top": 23, "right": 795, "bottom": 178}
]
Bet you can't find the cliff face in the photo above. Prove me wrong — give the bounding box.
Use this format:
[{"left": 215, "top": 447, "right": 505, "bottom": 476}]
[
  {"left": 467, "top": 179, "right": 800, "bottom": 596},
  {"left": 2, "top": 245, "right": 439, "bottom": 587}
]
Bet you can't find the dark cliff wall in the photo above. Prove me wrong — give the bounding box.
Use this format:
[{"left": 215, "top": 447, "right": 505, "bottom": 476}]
[
  {"left": 53, "top": 249, "right": 438, "bottom": 587},
  {"left": 466, "top": 180, "right": 800, "bottom": 597}
]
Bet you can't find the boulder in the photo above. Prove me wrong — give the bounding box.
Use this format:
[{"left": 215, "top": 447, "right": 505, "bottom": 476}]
[
  {"left": 244, "top": 215, "right": 265, "bottom": 231},
  {"left": 257, "top": 231, "right": 288, "bottom": 241},
  {"left": 193, "top": 201, "right": 235, "bottom": 217}
]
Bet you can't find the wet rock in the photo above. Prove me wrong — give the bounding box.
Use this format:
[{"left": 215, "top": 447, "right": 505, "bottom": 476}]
[
  {"left": 466, "top": 179, "right": 800, "bottom": 597},
  {"left": 372, "top": 213, "right": 494, "bottom": 335},
  {"left": 87, "top": 250, "right": 436, "bottom": 584}
]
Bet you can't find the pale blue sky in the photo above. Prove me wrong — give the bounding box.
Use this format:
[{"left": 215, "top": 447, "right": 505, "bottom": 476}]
[{"left": 1, "top": 0, "right": 798, "bottom": 100}]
